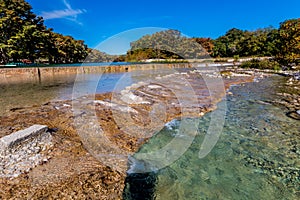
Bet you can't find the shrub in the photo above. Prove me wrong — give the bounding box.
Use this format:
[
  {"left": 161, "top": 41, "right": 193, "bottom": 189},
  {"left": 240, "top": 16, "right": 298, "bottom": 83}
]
[
  {"left": 240, "top": 59, "right": 280, "bottom": 70},
  {"left": 233, "top": 55, "right": 240, "bottom": 61}
]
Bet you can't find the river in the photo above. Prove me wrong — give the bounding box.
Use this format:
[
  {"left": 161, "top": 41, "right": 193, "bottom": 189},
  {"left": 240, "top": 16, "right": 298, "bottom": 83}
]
[
  {"left": 123, "top": 75, "right": 300, "bottom": 199},
  {"left": 0, "top": 68, "right": 179, "bottom": 116},
  {"left": 0, "top": 68, "right": 299, "bottom": 199}
]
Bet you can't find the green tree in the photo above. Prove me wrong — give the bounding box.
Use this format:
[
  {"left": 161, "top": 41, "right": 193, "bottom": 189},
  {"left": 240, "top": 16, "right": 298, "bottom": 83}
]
[
  {"left": 127, "top": 30, "right": 207, "bottom": 61},
  {"left": 265, "top": 28, "right": 281, "bottom": 56},
  {"left": 277, "top": 18, "right": 300, "bottom": 65},
  {"left": 7, "top": 24, "right": 48, "bottom": 63},
  {"left": 0, "top": 0, "right": 89, "bottom": 64},
  {"left": 212, "top": 27, "right": 279, "bottom": 58},
  {"left": 86, "top": 49, "right": 118, "bottom": 62},
  {"left": 1, "top": 0, "right": 34, "bottom": 62},
  {"left": 237, "top": 29, "right": 265, "bottom": 57},
  {"left": 38, "top": 32, "right": 88, "bottom": 64},
  {"left": 212, "top": 28, "right": 245, "bottom": 57}
]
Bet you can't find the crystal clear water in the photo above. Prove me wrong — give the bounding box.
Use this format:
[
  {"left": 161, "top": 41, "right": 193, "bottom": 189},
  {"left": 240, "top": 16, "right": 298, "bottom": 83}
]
[
  {"left": 0, "top": 68, "right": 185, "bottom": 115},
  {"left": 1, "top": 68, "right": 299, "bottom": 199},
  {"left": 124, "top": 76, "right": 300, "bottom": 199},
  {"left": 49, "top": 62, "right": 136, "bottom": 67}
]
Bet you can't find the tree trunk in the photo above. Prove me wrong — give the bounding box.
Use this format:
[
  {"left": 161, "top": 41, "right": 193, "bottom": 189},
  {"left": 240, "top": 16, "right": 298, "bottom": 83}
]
[
  {"left": 29, "top": 56, "right": 35, "bottom": 63},
  {"left": 0, "top": 48, "right": 9, "bottom": 64}
]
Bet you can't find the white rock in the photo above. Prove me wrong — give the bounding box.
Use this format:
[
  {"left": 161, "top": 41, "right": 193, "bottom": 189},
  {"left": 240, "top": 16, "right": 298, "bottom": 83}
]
[
  {"left": 120, "top": 92, "right": 150, "bottom": 105},
  {"left": 0, "top": 125, "right": 48, "bottom": 152},
  {"left": 94, "top": 100, "right": 138, "bottom": 113},
  {"left": 0, "top": 125, "right": 52, "bottom": 178},
  {"left": 148, "top": 84, "right": 162, "bottom": 89}
]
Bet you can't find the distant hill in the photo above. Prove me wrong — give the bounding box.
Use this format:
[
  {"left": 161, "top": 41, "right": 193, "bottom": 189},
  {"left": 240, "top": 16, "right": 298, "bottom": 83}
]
[
  {"left": 86, "top": 49, "right": 123, "bottom": 63},
  {"left": 126, "top": 30, "right": 210, "bottom": 61}
]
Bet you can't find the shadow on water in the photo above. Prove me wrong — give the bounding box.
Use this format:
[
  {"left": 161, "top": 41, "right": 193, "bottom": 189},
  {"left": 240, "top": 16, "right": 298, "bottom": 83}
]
[{"left": 123, "top": 172, "right": 157, "bottom": 200}]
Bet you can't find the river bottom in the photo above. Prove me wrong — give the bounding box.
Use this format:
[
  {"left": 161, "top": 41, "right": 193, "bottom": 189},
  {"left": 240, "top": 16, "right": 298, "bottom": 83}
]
[{"left": 123, "top": 76, "right": 300, "bottom": 200}]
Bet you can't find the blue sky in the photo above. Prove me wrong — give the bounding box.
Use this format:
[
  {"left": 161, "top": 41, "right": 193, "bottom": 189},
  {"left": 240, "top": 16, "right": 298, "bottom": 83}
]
[{"left": 27, "top": 0, "right": 300, "bottom": 54}]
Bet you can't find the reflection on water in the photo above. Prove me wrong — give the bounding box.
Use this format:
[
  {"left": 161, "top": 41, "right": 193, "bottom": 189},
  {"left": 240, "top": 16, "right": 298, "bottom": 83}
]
[
  {"left": 0, "top": 74, "right": 76, "bottom": 115},
  {"left": 124, "top": 76, "right": 300, "bottom": 199},
  {"left": 0, "top": 68, "right": 186, "bottom": 115}
]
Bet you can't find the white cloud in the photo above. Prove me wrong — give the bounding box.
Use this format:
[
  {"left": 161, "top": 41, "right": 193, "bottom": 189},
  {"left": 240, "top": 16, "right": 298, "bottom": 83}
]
[
  {"left": 41, "top": 9, "right": 85, "bottom": 20},
  {"left": 40, "top": 0, "right": 86, "bottom": 24},
  {"left": 63, "top": 0, "right": 72, "bottom": 10}
]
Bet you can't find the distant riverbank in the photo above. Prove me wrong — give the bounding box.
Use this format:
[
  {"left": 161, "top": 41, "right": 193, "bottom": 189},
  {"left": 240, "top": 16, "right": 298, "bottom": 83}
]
[
  {"left": 0, "top": 62, "right": 240, "bottom": 85},
  {"left": 0, "top": 63, "right": 192, "bottom": 84}
]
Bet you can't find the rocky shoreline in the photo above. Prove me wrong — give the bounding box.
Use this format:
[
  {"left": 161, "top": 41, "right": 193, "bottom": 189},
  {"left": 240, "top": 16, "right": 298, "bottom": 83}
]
[
  {"left": 275, "top": 74, "right": 300, "bottom": 120},
  {"left": 229, "top": 68, "right": 300, "bottom": 120},
  {"left": 0, "top": 68, "right": 298, "bottom": 199}
]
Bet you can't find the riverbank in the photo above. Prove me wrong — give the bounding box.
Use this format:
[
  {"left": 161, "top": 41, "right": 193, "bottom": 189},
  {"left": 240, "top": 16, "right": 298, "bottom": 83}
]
[
  {"left": 0, "top": 67, "right": 259, "bottom": 199},
  {"left": 0, "top": 62, "right": 243, "bottom": 85},
  {"left": 0, "top": 63, "right": 193, "bottom": 85},
  {"left": 232, "top": 68, "right": 300, "bottom": 118},
  {"left": 1, "top": 67, "right": 299, "bottom": 199}
]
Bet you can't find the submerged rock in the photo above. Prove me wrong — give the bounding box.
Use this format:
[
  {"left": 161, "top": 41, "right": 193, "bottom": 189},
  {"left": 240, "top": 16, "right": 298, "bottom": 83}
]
[
  {"left": 293, "top": 72, "right": 300, "bottom": 80},
  {"left": 0, "top": 68, "right": 257, "bottom": 198},
  {"left": 287, "top": 111, "right": 300, "bottom": 120}
]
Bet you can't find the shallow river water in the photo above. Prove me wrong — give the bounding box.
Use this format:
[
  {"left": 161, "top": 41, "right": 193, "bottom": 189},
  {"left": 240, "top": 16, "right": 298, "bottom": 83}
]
[
  {"left": 1, "top": 68, "right": 299, "bottom": 199},
  {"left": 123, "top": 75, "right": 300, "bottom": 200},
  {"left": 0, "top": 68, "right": 178, "bottom": 115}
]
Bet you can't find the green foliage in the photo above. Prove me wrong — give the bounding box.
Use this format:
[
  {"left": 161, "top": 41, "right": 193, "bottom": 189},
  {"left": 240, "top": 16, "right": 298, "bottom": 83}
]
[
  {"left": 0, "top": 0, "right": 40, "bottom": 63},
  {"left": 148, "top": 59, "right": 189, "bottom": 64},
  {"left": 277, "top": 18, "right": 300, "bottom": 65},
  {"left": 0, "top": 0, "right": 89, "bottom": 64},
  {"left": 211, "top": 18, "right": 300, "bottom": 67},
  {"left": 126, "top": 30, "right": 209, "bottom": 61},
  {"left": 240, "top": 59, "right": 280, "bottom": 70},
  {"left": 212, "top": 28, "right": 245, "bottom": 57},
  {"left": 1, "top": 1, "right": 299, "bottom": 66},
  {"left": 212, "top": 27, "right": 279, "bottom": 58},
  {"left": 273, "top": 64, "right": 281, "bottom": 72},
  {"left": 49, "top": 33, "right": 88, "bottom": 63},
  {"left": 233, "top": 55, "right": 240, "bottom": 61},
  {"left": 86, "top": 49, "right": 119, "bottom": 63}
]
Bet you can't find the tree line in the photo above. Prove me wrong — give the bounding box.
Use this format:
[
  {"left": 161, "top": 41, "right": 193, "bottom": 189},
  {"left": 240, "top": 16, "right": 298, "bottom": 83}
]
[
  {"left": 211, "top": 20, "right": 300, "bottom": 66},
  {"left": 1, "top": 0, "right": 299, "bottom": 66},
  {"left": 0, "top": 0, "right": 90, "bottom": 64},
  {"left": 125, "top": 19, "right": 300, "bottom": 66}
]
